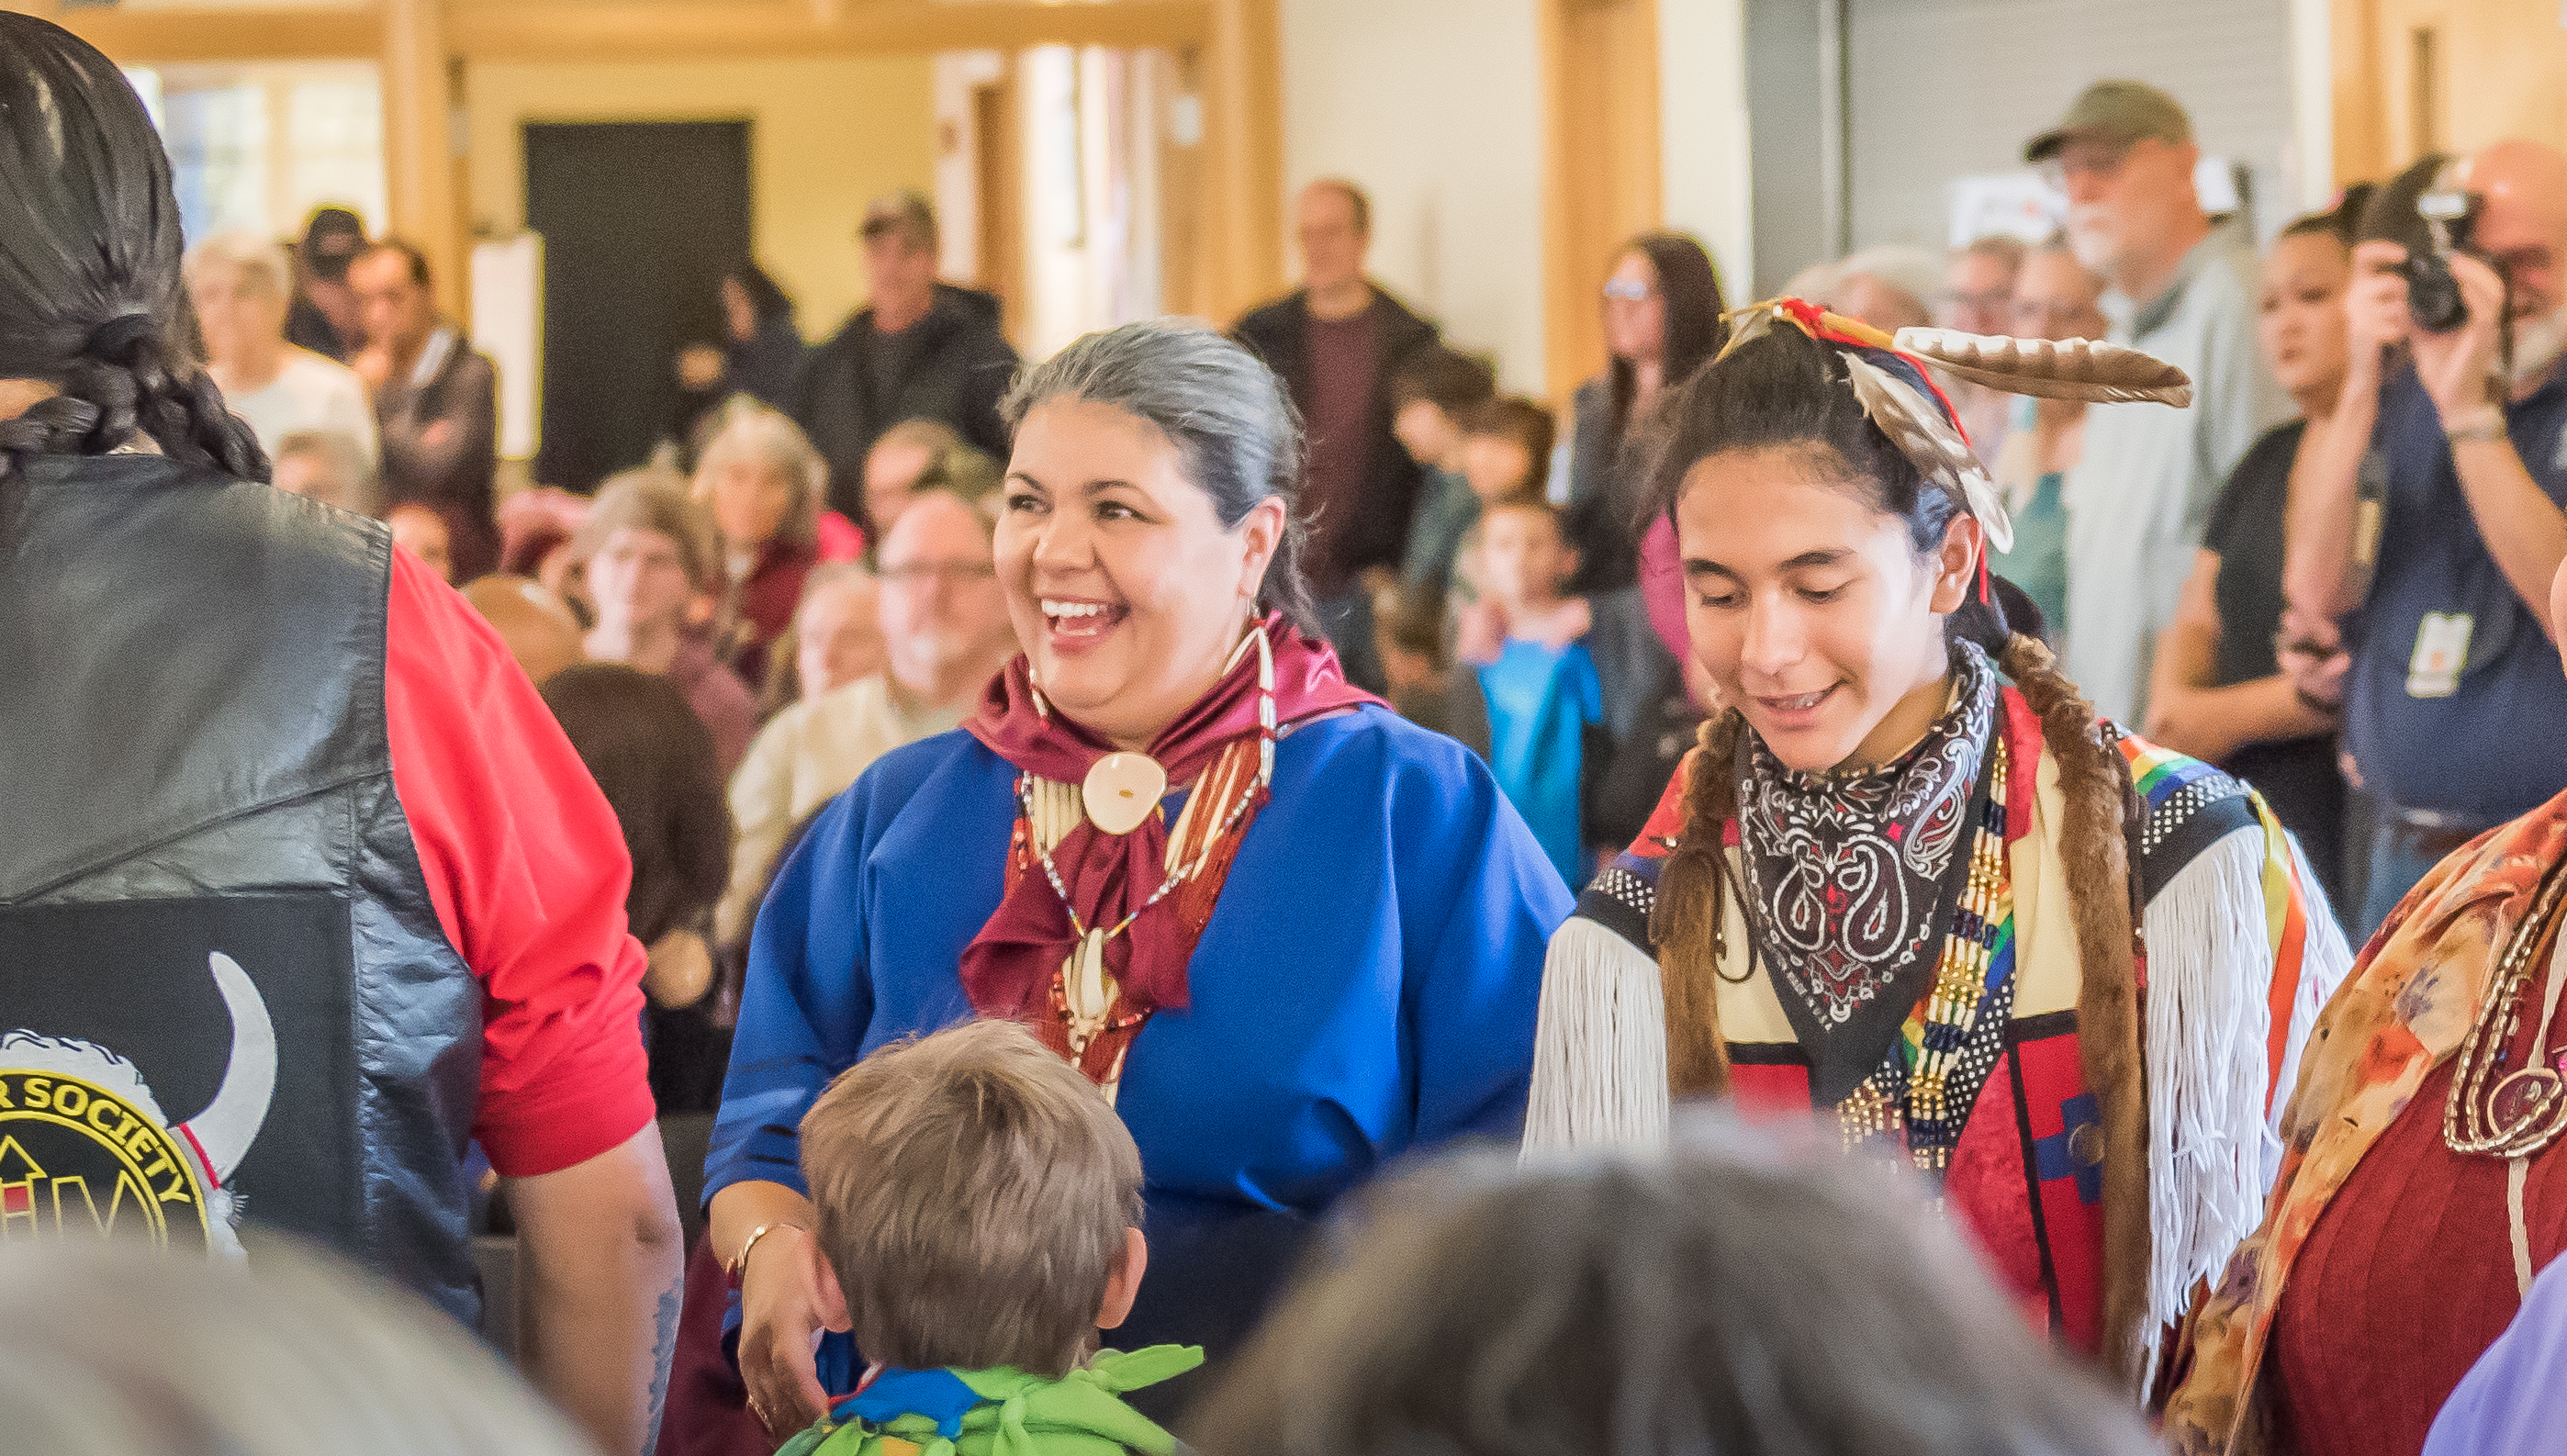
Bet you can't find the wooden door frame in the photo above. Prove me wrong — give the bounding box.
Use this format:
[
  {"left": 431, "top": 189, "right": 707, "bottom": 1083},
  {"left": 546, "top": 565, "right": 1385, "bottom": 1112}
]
[
  {"left": 971, "top": 73, "right": 1028, "bottom": 342},
  {"left": 1539, "top": 0, "right": 1664, "bottom": 408}
]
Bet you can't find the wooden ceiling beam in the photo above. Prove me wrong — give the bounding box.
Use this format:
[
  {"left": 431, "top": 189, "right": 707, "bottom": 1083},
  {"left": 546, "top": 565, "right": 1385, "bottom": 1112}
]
[
  {"left": 20, "top": 0, "right": 1213, "bottom": 66},
  {"left": 444, "top": 0, "right": 1213, "bottom": 62},
  {"left": 26, "top": 5, "right": 386, "bottom": 63}
]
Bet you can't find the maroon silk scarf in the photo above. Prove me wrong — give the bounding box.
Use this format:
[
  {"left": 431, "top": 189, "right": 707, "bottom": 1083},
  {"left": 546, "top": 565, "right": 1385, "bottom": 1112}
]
[{"left": 958, "top": 614, "right": 1379, "bottom": 1078}]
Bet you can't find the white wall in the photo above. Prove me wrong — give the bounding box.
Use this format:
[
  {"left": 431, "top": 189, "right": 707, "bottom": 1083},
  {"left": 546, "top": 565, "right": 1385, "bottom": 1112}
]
[
  {"left": 2287, "top": 0, "right": 2333, "bottom": 212},
  {"left": 1280, "top": 0, "right": 1546, "bottom": 393},
  {"left": 1658, "top": 0, "right": 1754, "bottom": 303}
]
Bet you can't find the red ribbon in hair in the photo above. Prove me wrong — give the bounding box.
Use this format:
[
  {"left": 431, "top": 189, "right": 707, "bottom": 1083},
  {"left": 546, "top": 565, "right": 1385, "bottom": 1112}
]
[
  {"left": 1772, "top": 297, "right": 1993, "bottom": 603},
  {"left": 958, "top": 615, "right": 1380, "bottom": 1040}
]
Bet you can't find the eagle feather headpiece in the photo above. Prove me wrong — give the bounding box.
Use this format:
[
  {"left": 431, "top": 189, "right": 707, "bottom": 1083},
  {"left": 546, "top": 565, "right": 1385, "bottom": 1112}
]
[{"left": 1714, "top": 298, "right": 2191, "bottom": 564}]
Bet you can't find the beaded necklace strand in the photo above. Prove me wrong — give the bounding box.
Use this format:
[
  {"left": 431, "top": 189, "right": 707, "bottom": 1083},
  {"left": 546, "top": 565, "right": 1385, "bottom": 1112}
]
[
  {"left": 2445, "top": 852, "right": 2567, "bottom": 1159},
  {"left": 1838, "top": 729, "right": 2017, "bottom": 1178},
  {"left": 1015, "top": 624, "right": 1278, "bottom": 1086}
]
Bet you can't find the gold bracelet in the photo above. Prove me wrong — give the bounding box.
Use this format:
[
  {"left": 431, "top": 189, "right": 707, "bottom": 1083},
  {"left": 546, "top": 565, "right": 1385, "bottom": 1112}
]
[{"left": 728, "top": 1220, "right": 805, "bottom": 1285}]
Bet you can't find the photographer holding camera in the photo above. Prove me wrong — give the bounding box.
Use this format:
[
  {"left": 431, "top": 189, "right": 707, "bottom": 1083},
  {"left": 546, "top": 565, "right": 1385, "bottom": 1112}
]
[{"left": 2286, "top": 140, "right": 2567, "bottom": 935}]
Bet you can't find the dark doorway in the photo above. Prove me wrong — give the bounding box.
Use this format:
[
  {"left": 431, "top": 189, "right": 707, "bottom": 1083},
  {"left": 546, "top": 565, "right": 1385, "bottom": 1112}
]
[{"left": 526, "top": 120, "right": 752, "bottom": 493}]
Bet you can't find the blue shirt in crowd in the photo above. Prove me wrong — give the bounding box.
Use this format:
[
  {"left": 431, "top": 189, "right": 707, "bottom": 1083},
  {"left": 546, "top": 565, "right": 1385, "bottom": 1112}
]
[
  {"left": 2345, "top": 364, "right": 2567, "bottom": 823},
  {"left": 1477, "top": 636, "right": 1603, "bottom": 888}
]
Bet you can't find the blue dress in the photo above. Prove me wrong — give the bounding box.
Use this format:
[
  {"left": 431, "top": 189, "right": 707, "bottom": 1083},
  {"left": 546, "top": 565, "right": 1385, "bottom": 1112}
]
[
  {"left": 706, "top": 703, "right": 1570, "bottom": 1383},
  {"left": 1477, "top": 637, "right": 1604, "bottom": 887}
]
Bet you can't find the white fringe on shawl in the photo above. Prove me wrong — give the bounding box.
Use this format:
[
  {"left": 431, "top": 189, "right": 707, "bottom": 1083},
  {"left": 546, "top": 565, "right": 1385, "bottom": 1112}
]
[
  {"left": 2135, "top": 824, "right": 2353, "bottom": 1383},
  {"left": 1523, "top": 918, "right": 1669, "bottom": 1157},
  {"left": 1521, "top": 818, "right": 2356, "bottom": 1383}
]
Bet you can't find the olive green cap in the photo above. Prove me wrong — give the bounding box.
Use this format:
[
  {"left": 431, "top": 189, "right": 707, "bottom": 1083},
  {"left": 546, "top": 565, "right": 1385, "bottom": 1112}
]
[{"left": 2023, "top": 80, "right": 2192, "bottom": 163}]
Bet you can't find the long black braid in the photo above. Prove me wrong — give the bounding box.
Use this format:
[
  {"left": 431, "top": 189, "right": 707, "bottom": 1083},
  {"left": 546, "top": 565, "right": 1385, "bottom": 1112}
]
[{"left": 0, "top": 15, "right": 269, "bottom": 488}]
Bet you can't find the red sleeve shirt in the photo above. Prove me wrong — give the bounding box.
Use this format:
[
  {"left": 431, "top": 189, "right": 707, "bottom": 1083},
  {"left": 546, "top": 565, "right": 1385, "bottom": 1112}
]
[{"left": 382, "top": 548, "right": 656, "bottom": 1177}]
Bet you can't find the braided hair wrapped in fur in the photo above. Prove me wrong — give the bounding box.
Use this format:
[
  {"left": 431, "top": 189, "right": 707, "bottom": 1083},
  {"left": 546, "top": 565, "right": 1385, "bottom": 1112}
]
[
  {"left": 0, "top": 14, "right": 268, "bottom": 487},
  {"left": 1637, "top": 320, "right": 2157, "bottom": 1376}
]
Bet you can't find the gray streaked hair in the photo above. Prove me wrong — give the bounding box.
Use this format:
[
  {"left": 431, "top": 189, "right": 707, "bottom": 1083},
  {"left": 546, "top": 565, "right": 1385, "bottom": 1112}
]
[
  {"left": 796, "top": 558, "right": 879, "bottom": 621},
  {"left": 273, "top": 428, "right": 379, "bottom": 516},
  {"left": 0, "top": 1236, "right": 593, "bottom": 1456},
  {"left": 184, "top": 229, "right": 294, "bottom": 303},
  {"left": 1002, "top": 318, "right": 1316, "bottom": 633},
  {"left": 691, "top": 395, "right": 826, "bottom": 549},
  {"left": 1185, "top": 1111, "right": 2161, "bottom": 1456}
]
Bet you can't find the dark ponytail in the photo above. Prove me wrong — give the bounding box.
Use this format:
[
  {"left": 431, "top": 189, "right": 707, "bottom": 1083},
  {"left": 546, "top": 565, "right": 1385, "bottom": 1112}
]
[{"left": 0, "top": 15, "right": 268, "bottom": 487}]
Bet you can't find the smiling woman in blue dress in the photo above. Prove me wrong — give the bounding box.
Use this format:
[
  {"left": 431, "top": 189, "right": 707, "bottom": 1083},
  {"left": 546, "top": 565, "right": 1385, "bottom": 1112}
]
[{"left": 697, "top": 319, "right": 1570, "bottom": 1439}]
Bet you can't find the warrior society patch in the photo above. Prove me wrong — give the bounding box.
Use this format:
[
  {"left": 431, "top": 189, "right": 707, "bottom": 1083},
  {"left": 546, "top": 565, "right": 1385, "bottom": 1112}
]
[{"left": 0, "top": 896, "right": 358, "bottom": 1256}]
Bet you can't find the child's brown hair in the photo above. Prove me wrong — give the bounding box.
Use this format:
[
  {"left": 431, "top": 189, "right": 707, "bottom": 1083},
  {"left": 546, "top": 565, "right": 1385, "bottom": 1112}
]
[
  {"left": 799, "top": 1020, "right": 1144, "bottom": 1376},
  {"left": 1390, "top": 345, "right": 1498, "bottom": 416},
  {"left": 1459, "top": 397, "right": 1557, "bottom": 498}
]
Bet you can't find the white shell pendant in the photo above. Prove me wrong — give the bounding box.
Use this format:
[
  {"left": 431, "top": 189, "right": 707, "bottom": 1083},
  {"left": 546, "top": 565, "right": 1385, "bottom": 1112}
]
[
  {"left": 1064, "top": 928, "right": 1115, "bottom": 1055},
  {"left": 1081, "top": 751, "right": 1168, "bottom": 836}
]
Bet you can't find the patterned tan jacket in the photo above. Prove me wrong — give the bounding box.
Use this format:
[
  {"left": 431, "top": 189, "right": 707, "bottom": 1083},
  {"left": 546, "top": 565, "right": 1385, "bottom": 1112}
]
[{"left": 2162, "top": 790, "right": 2567, "bottom": 1451}]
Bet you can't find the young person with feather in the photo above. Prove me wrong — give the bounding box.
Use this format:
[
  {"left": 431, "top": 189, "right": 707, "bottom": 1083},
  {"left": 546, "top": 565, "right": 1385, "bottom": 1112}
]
[{"left": 1522, "top": 299, "right": 2353, "bottom": 1398}]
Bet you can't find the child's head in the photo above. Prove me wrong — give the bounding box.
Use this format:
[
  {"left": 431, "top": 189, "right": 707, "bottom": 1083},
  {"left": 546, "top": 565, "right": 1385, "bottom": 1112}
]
[
  {"left": 799, "top": 1020, "right": 1147, "bottom": 1377},
  {"left": 1476, "top": 497, "right": 1575, "bottom": 614},
  {"left": 1390, "top": 347, "right": 1498, "bottom": 469},
  {"left": 1457, "top": 397, "right": 1555, "bottom": 503},
  {"left": 1373, "top": 577, "right": 1448, "bottom": 690}
]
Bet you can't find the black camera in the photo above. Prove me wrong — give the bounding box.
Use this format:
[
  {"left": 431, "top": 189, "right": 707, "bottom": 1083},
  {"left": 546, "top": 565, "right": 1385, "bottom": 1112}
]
[{"left": 2360, "top": 153, "right": 2490, "bottom": 335}]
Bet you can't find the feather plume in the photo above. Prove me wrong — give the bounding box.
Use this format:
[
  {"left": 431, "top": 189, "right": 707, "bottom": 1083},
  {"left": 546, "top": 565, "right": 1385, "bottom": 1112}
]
[
  {"left": 1842, "top": 352, "right": 2015, "bottom": 553},
  {"left": 1891, "top": 327, "right": 2193, "bottom": 407},
  {"left": 1715, "top": 300, "right": 1781, "bottom": 361}
]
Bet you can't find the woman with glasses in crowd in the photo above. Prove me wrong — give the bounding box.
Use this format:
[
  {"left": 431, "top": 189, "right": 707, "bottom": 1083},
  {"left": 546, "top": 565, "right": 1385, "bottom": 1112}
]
[
  {"left": 1564, "top": 232, "right": 1729, "bottom": 599},
  {"left": 1986, "top": 240, "right": 2113, "bottom": 636}
]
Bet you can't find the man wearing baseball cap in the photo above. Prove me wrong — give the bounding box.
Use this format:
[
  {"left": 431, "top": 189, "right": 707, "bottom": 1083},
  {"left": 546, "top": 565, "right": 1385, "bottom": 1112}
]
[
  {"left": 286, "top": 205, "right": 367, "bottom": 361},
  {"left": 790, "top": 190, "right": 1017, "bottom": 530},
  {"left": 2027, "top": 81, "right": 2288, "bottom": 724}
]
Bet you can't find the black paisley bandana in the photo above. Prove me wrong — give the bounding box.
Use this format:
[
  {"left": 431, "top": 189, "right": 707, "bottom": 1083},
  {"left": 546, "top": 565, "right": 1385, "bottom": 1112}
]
[{"left": 1736, "top": 641, "right": 1999, "bottom": 1104}]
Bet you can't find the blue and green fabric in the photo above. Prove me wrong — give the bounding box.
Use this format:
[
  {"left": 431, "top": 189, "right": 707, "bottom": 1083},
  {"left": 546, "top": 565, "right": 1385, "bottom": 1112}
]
[{"left": 777, "top": 1346, "right": 1205, "bottom": 1456}]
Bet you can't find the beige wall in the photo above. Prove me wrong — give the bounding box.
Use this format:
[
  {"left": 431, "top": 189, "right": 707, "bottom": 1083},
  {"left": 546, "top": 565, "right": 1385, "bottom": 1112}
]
[
  {"left": 1657, "top": 0, "right": 1751, "bottom": 300},
  {"left": 464, "top": 55, "right": 938, "bottom": 342},
  {"left": 1278, "top": 0, "right": 1545, "bottom": 394}
]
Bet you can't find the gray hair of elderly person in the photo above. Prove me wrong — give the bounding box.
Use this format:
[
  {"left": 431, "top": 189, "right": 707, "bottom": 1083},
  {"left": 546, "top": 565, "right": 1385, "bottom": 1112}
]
[
  {"left": 1000, "top": 318, "right": 1317, "bottom": 634},
  {"left": 1962, "top": 232, "right": 2031, "bottom": 275},
  {"left": 1828, "top": 242, "right": 1945, "bottom": 331},
  {"left": 757, "top": 558, "right": 884, "bottom": 716},
  {"left": 1183, "top": 1113, "right": 2158, "bottom": 1456},
  {"left": 271, "top": 427, "right": 380, "bottom": 516},
  {"left": 692, "top": 394, "right": 826, "bottom": 549},
  {"left": 183, "top": 228, "right": 295, "bottom": 303},
  {"left": 0, "top": 1236, "right": 594, "bottom": 1456}
]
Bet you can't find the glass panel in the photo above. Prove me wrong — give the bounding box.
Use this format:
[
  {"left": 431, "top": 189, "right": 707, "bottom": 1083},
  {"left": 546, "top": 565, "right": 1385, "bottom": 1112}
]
[
  {"left": 286, "top": 77, "right": 387, "bottom": 234},
  {"left": 164, "top": 84, "right": 271, "bottom": 243},
  {"left": 140, "top": 63, "right": 383, "bottom": 247}
]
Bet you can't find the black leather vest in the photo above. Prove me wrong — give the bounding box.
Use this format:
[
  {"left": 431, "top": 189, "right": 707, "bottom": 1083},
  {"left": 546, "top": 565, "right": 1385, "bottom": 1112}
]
[{"left": 0, "top": 455, "right": 482, "bottom": 1321}]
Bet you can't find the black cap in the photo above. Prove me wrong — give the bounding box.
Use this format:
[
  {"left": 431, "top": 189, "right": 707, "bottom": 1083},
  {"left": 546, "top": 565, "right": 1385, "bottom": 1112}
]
[{"left": 299, "top": 207, "right": 367, "bottom": 283}]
